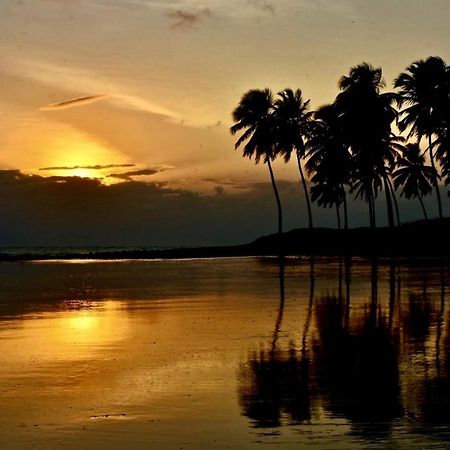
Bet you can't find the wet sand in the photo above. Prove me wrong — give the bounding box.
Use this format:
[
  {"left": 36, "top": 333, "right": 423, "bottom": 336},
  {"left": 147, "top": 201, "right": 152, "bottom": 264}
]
[{"left": 0, "top": 257, "right": 449, "bottom": 449}]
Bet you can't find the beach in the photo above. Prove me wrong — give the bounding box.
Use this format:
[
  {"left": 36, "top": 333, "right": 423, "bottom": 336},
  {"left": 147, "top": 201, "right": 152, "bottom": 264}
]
[{"left": 0, "top": 257, "right": 449, "bottom": 449}]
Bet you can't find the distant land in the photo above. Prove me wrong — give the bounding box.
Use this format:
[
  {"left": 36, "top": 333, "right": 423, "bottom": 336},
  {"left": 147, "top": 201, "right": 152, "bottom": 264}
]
[{"left": 1, "top": 219, "right": 449, "bottom": 261}]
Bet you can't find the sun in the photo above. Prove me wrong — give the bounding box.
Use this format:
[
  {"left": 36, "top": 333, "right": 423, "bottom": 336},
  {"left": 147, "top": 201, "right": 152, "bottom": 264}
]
[
  {"left": 35, "top": 127, "right": 127, "bottom": 181},
  {"left": 69, "top": 168, "right": 97, "bottom": 178}
]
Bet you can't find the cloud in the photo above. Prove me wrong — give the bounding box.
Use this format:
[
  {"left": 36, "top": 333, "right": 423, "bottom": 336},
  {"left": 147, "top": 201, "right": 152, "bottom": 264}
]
[
  {"left": 248, "top": 0, "right": 275, "bottom": 15},
  {"left": 7, "top": 59, "right": 180, "bottom": 121},
  {"left": 0, "top": 170, "right": 302, "bottom": 247},
  {"left": 202, "top": 177, "right": 250, "bottom": 190},
  {"left": 0, "top": 170, "right": 442, "bottom": 247},
  {"left": 39, "top": 164, "right": 135, "bottom": 171},
  {"left": 39, "top": 95, "right": 108, "bottom": 111},
  {"left": 167, "top": 8, "right": 212, "bottom": 30},
  {"left": 108, "top": 168, "right": 161, "bottom": 181}
]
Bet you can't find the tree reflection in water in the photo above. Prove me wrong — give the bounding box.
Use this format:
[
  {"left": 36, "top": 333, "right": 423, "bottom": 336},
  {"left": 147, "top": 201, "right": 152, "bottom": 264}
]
[
  {"left": 238, "top": 256, "right": 314, "bottom": 427},
  {"left": 238, "top": 257, "right": 450, "bottom": 442}
]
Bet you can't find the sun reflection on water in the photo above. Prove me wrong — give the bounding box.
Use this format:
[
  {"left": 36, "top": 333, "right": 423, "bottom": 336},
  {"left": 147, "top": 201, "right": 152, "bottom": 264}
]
[{"left": 69, "top": 313, "right": 99, "bottom": 331}]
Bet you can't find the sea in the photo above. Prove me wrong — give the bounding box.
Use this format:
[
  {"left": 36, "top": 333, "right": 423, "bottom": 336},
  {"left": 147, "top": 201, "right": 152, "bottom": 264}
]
[{"left": 0, "top": 256, "right": 449, "bottom": 449}]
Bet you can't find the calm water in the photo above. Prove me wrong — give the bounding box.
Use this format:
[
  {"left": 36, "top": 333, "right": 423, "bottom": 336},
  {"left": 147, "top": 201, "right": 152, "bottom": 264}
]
[{"left": 0, "top": 257, "right": 449, "bottom": 449}]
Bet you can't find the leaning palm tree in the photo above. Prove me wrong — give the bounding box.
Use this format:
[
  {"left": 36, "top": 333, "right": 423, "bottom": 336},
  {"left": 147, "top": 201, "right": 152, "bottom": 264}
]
[
  {"left": 273, "top": 89, "right": 314, "bottom": 229},
  {"left": 230, "top": 89, "right": 283, "bottom": 235},
  {"left": 394, "top": 56, "right": 450, "bottom": 219},
  {"left": 335, "top": 63, "right": 399, "bottom": 228},
  {"left": 306, "top": 104, "right": 352, "bottom": 229},
  {"left": 436, "top": 127, "right": 450, "bottom": 193},
  {"left": 392, "top": 143, "right": 435, "bottom": 220}
]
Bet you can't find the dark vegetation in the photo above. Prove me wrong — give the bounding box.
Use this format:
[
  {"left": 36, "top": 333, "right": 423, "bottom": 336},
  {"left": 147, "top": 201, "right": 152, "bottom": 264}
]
[{"left": 231, "top": 57, "right": 450, "bottom": 233}]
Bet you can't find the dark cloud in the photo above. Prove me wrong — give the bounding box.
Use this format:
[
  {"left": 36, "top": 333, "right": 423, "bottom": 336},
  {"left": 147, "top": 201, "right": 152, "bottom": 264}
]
[
  {"left": 108, "top": 168, "right": 161, "bottom": 181},
  {"left": 248, "top": 0, "right": 275, "bottom": 15},
  {"left": 167, "top": 8, "right": 212, "bottom": 30},
  {"left": 39, "top": 164, "right": 135, "bottom": 171},
  {"left": 39, "top": 95, "right": 108, "bottom": 111},
  {"left": 202, "top": 177, "right": 250, "bottom": 190},
  {"left": 0, "top": 170, "right": 442, "bottom": 248},
  {"left": 0, "top": 170, "right": 303, "bottom": 247}
]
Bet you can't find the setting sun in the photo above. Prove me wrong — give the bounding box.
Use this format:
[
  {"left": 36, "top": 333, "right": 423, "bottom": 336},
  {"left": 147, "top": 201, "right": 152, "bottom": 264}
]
[{"left": 23, "top": 127, "right": 135, "bottom": 182}]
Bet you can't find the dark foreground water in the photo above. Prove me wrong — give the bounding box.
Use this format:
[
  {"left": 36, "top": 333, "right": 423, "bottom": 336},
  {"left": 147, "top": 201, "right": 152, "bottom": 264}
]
[{"left": 0, "top": 257, "right": 449, "bottom": 449}]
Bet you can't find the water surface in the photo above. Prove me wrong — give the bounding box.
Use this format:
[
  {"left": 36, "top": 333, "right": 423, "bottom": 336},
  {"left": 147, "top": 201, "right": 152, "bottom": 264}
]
[{"left": 0, "top": 257, "right": 449, "bottom": 449}]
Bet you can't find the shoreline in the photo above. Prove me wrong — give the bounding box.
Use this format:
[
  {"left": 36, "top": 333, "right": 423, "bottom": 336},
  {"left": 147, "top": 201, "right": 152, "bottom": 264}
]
[{"left": 1, "top": 219, "right": 449, "bottom": 262}]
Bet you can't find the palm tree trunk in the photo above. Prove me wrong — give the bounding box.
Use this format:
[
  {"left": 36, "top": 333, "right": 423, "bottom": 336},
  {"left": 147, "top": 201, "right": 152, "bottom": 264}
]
[
  {"left": 371, "top": 189, "right": 377, "bottom": 228},
  {"left": 383, "top": 175, "right": 394, "bottom": 228},
  {"left": 368, "top": 194, "right": 373, "bottom": 228},
  {"left": 418, "top": 193, "right": 428, "bottom": 220},
  {"left": 429, "top": 134, "right": 443, "bottom": 219},
  {"left": 296, "top": 150, "right": 313, "bottom": 229},
  {"left": 387, "top": 177, "right": 401, "bottom": 226},
  {"left": 368, "top": 188, "right": 376, "bottom": 228},
  {"left": 336, "top": 203, "right": 341, "bottom": 230},
  {"left": 267, "top": 159, "right": 283, "bottom": 236},
  {"left": 341, "top": 185, "right": 349, "bottom": 230}
]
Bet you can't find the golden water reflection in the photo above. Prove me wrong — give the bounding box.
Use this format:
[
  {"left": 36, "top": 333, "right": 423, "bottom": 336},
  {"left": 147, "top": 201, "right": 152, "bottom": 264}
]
[{"left": 0, "top": 258, "right": 449, "bottom": 449}]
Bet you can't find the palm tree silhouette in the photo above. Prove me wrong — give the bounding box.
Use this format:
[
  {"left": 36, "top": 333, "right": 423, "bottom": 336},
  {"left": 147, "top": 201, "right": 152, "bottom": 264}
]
[
  {"left": 231, "top": 89, "right": 283, "bottom": 235},
  {"left": 306, "top": 104, "right": 352, "bottom": 229},
  {"left": 273, "top": 89, "right": 314, "bottom": 229},
  {"left": 436, "top": 129, "right": 450, "bottom": 194},
  {"left": 335, "top": 63, "right": 399, "bottom": 228},
  {"left": 394, "top": 56, "right": 450, "bottom": 219},
  {"left": 392, "top": 143, "right": 435, "bottom": 220}
]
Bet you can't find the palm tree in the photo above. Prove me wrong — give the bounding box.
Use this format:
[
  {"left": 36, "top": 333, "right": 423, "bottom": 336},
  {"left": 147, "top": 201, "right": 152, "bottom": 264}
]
[
  {"left": 436, "top": 127, "right": 450, "bottom": 194},
  {"left": 335, "top": 63, "right": 399, "bottom": 228},
  {"left": 392, "top": 143, "right": 435, "bottom": 220},
  {"left": 230, "top": 89, "right": 283, "bottom": 235},
  {"left": 273, "top": 89, "right": 314, "bottom": 229},
  {"left": 394, "top": 56, "right": 450, "bottom": 219},
  {"left": 310, "top": 176, "right": 344, "bottom": 229},
  {"left": 306, "top": 104, "right": 352, "bottom": 229}
]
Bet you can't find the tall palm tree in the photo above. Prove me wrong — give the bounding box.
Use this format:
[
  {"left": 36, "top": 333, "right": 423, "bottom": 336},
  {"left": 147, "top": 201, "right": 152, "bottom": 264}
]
[
  {"left": 335, "top": 63, "right": 399, "bottom": 228},
  {"left": 435, "top": 126, "right": 450, "bottom": 194},
  {"left": 394, "top": 56, "right": 450, "bottom": 219},
  {"left": 273, "top": 89, "right": 314, "bottom": 229},
  {"left": 306, "top": 104, "right": 352, "bottom": 229},
  {"left": 230, "top": 89, "right": 283, "bottom": 235},
  {"left": 392, "top": 143, "right": 435, "bottom": 220}
]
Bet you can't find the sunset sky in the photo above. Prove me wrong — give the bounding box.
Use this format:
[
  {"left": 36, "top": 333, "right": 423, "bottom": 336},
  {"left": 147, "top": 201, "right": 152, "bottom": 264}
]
[{"left": 1, "top": 0, "right": 450, "bottom": 246}]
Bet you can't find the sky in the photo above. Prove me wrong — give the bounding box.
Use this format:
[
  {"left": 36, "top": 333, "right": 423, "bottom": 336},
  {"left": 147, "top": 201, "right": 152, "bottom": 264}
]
[{"left": 1, "top": 0, "right": 450, "bottom": 246}]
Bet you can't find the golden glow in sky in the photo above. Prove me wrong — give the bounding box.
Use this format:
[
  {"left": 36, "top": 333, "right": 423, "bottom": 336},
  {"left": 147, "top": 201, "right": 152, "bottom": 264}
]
[{"left": 1, "top": 0, "right": 450, "bottom": 191}]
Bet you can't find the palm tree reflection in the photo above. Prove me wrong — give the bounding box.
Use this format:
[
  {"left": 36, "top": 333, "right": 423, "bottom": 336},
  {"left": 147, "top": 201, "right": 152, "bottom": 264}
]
[
  {"left": 238, "top": 257, "right": 313, "bottom": 427},
  {"left": 238, "top": 259, "right": 450, "bottom": 441},
  {"left": 314, "top": 290, "right": 402, "bottom": 440},
  {"left": 417, "top": 262, "right": 450, "bottom": 428}
]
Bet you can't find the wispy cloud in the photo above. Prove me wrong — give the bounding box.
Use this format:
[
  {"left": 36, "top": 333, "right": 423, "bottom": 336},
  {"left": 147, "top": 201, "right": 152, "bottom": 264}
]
[
  {"left": 248, "top": 0, "right": 275, "bottom": 15},
  {"left": 39, "top": 95, "right": 108, "bottom": 111},
  {"left": 108, "top": 168, "right": 161, "bottom": 180},
  {"left": 167, "top": 8, "right": 212, "bottom": 30},
  {"left": 6, "top": 59, "right": 180, "bottom": 121},
  {"left": 39, "top": 164, "right": 135, "bottom": 171}
]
